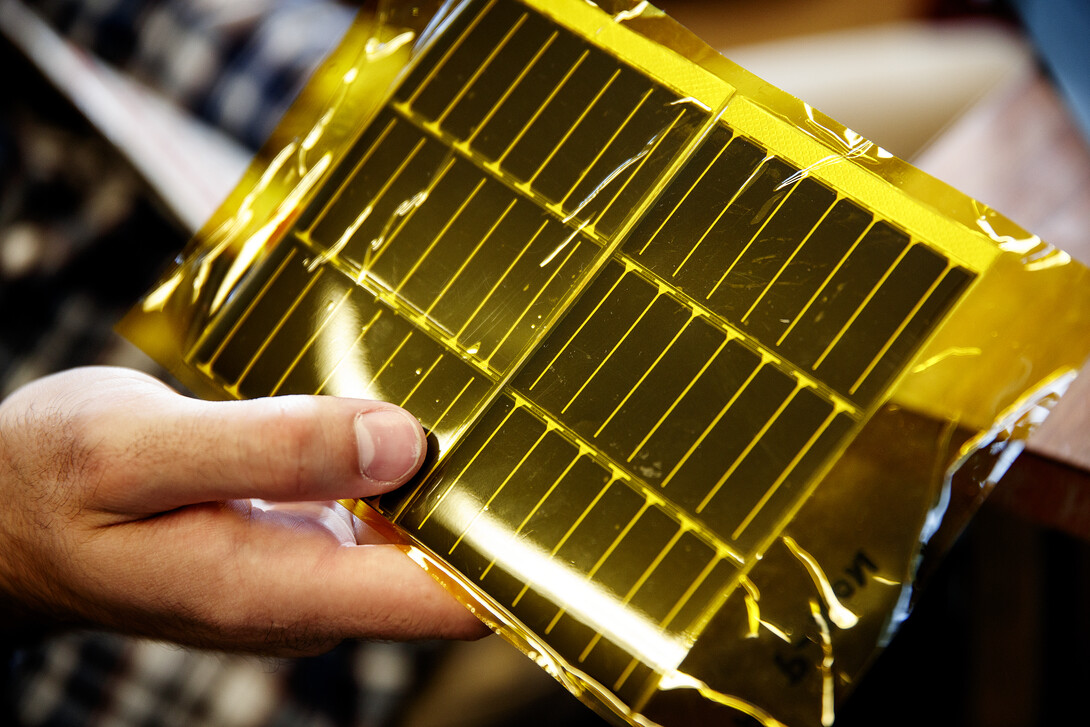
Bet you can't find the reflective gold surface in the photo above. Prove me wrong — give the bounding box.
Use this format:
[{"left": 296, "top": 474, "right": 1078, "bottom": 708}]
[{"left": 120, "top": 1, "right": 1090, "bottom": 725}]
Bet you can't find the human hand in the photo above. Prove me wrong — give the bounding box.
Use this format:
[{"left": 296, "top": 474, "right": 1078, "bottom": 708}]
[{"left": 0, "top": 367, "right": 486, "bottom": 655}]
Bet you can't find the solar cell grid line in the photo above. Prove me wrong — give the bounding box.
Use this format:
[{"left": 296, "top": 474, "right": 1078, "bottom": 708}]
[
  {"left": 366, "top": 372, "right": 498, "bottom": 521},
  {"left": 506, "top": 493, "right": 654, "bottom": 659},
  {"left": 508, "top": 474, "right": 618, "bottom": 609},
  {"left": 813, "top": 248, "right": 971, "bottom": 393},
  {"left": 672, "top": 385, "right": 852, "bottom": 550},
  {"left": 362, "top": 329, "right": 414, "bottom": 388},
  {"left": 445, "top": 424, "right": 553, "bottom": 556},
  {"left": 864, "top": 268, "right": 975, "bottom": 400},
  {"left": 542, "top": 498, "right": 657, "bottom": 635},
  {"left": 451, "top": 220, "right": 589, "bottom": 369},
  {"left": 302, "top": 116, "right": 450, "bottom": 265},
  {"left": 623, "top": 334, "right": 732, "bottom": 463},
  {"left": 580, "top": 102, "right": 700, "bottom": 241},
  {"left": 267, "top": 287, "right": 354, "bottom": 396},
  {"left": 615, "top": 560, "right": 742, "bottom": 700},
  {"left": 533, "top": 72, "right": 671, "bottom": 218},
  {"left": 450, "top": 214, "right": 551, "bottom": 339},
  {"left": 307, "top": 298, "right": 405, "bottom": 398},
  {"left": 629, "top": 130, "right": 733, "bottom": 257},
  {"left": 430, "top": 13, "right": 531, "bottom": 132},
  {"left": 674, "top": 163, "right": 812, "bottom": 315},
  {"left": 396, "top": 353, "right": 444, "bottom": 409},
  {"left": 401, "top": 390, "right": 749, "bottom": 575},
  {"left": 361, "top": 341, "right": 460, "bottom": 417},
  {"left": 629, "top": 129, "right": 760, "bottom": 260},
  {"left": 190, "top": 245, "right": 302, "bottom": 385},
  {"left": 662, "top": 553, "right": 736, "bottom": 631},
  {"left": 846, "top": 263, "right": 962, "bottom": 396},
  {"left": 525, "top": 66, "right": 624, "bottom": 187},
  {"left": 738, "top": 197, "right": 840, "bottom": 325},
  {"left": 404, "top": 191, "right": 563, "bottom": 336},
  {"left": 419, "top": 197, "right": 519, "bottom": 318},
  {"left": 417, "top": 401, "right": 525, "bottom": 529},
  {"left": 388, "top": 174, "right": 489, "bottom": 294},
  {"left": 356, "top": 150, "right": 464, "bottom": 275},
  {"left": 447, "top": 18, "right": 565, "bottom": 146},
  {"left": 424, "top": 376, "right": 484, "bottom": 437},
  {"left": 647, "top": 149, "right": 817, "bottom": 311},
  {"left": 650, "top": 364, "right": 800, "bottom": 526},
  {"left": 730, "top": 405, "right": 843, "bottom": 540},
  {"left": 578, "top": 525, "right": 687, "bottom": 662},
  {"left": 525, "top": 263, "right": 629, "bottom": 393},
  {"left": 392, "top": 0, "right": 502, "bottom": 115},
  {"left": 656, "top": 357, "right": 767, "bottom": 491},
  {"left": 702, "top": 395, "right": 856, "bottom": 548},
  {"left": 628, "top": 531, "right": 728, "bottom": 640},
  {"left": 311, "top": 308, "right": 383, "bottom": 394},
  {"left": 294, "top": 111, "right": 400, "bottom": 239},
  {"left": 669, "top": 153, "right": 786, "bottom": 281},
  {"left": 355, "top": 154, "right": 513, "bottom": 286},
  {"left": 809, "top": 239, "right": 917, "bottom": 372},
  {"left": 694, "top": 382, "right": 805, "bottom": 514},
  {"left": 389, "top": 0, "right": 710, "bottom": 233},
  {"left": 557, "top": 286, "right": 664, "bottom": 416},
  {"left": 557, "top": 84, "right": 655, "bottom": 208},
  {"left": 592, "top": 314, "right": 698, "bottom": 440},
  {"left": 776, "top": 221, "right": 913, "bottom": 373},
  {"left": 494, "top": 48, "right": 614, "bottom": 183},
  {"left": 477, "top": 446, "right": 586, "bottom": 581},
  {"left": 236, "top": 270, "right": 377, "bottom": 399},
  {"left": 705, "top": 176, "right": 840, "bottom": 311},
  {"left": 416, "top": 20, "right": 589, "bottom": 161},
  {"left": 467, "top": 451, "right": 620, "bottom": 596},
  {"left": 771, "top": 217, "right": 883, "bottom": 350},
  {"left": 481, "top": 231, "right": 589, "bottom": 371},
  {"left": 739, "top": 197, "right": 875, "bottom": 344},
  {"left": 571, "top": 501, "right": 686, "bottom": 619},
  {"left": 219, "top": 262, "right": 327, "bottom": 396},
  {"left": 404, "top": 367, "right": 490, "bottom": 438},
  {"left": 469, "top": 31, "right": 560, "bottom": 139},
  {"left": 701, "top": 172, "right": 805, "bottom": 300}
]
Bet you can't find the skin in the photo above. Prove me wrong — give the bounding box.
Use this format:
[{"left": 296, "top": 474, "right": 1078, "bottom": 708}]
[{"left": 0, "top": 366, "right": 487, "bottom": 655}]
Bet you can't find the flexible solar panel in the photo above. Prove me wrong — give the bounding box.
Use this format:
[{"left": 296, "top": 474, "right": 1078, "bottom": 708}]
[{"left": 121, "top": 1, "right": 1090, "bottom": 725}]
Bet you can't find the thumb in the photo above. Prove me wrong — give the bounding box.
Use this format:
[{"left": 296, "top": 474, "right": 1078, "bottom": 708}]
[{"left": 22, "top": 368, "right": 428, "bottom": 515}]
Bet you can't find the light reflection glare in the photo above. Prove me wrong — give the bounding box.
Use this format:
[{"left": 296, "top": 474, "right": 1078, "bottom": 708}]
[
  {"left": 314, "top": 301, "right": 374, "bottom": 398},
  {"left": 442, "top": 490, "right": 690, "bottom": 674}
]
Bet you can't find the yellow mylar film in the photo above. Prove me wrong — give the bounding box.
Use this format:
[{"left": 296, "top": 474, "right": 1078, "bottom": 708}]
[{"left": 120, "top": 1, "right": 1090, "bottom": 725}]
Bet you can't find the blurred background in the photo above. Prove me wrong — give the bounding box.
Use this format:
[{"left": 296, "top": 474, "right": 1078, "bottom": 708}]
[{"left": 2, "top": 0, "right": 1089, "bottom": 725}]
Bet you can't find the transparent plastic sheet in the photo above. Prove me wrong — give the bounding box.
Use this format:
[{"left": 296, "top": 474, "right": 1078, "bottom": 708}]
[{"left": 118, "top": 1, "right": 1090, "bottom": 725}]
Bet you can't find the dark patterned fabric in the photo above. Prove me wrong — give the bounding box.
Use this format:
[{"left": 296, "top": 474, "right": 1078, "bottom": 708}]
[
  {"left": 32, "top": 0, "right": 354, "bottom": 148},
  {"left": 0, "top": 12, "right": 440, "bottom": 727}
]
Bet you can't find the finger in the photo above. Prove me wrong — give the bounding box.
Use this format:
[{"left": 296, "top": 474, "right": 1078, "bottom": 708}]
[
  {"left": 235, "top": 502, "right": 488, "bottom": 645},
  {"left": 54, "top": 370, "right": 428, "bottom": 513},
  {"left": 74, "top": 503, "right": 488, "bottom": 653}
]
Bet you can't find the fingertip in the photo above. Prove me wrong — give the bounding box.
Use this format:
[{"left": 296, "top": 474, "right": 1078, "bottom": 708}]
[
  {"left": 354, "top": 407, "right": 426, "bottom": 488},
  {"left": 449, "top": 609, "right": 493, "bottom": 641}
]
